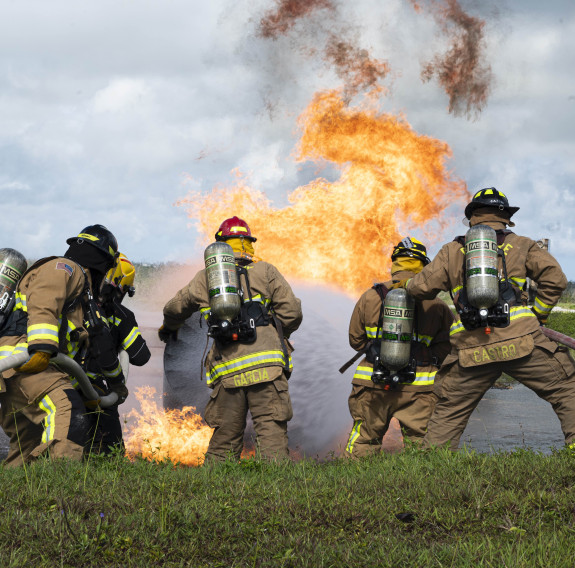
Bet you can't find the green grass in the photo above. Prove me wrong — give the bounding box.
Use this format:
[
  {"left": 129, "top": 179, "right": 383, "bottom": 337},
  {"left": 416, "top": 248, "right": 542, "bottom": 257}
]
[{"left": 2, "top": 448, "right": 575, "bottom": 567}]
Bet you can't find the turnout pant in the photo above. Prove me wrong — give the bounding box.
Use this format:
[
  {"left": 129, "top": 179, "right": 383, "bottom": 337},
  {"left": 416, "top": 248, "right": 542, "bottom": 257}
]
[
  {"left": 0, "top": 373, "right": 89, "bottom": 468},
  {"left": 203, "top": 375, "right": 293, "bottom": 463},
  {"left": 345, "top": 385, "right": 437, "bottom": 458},
  {"left": 423, "top": 343, "right": 575, "bottom": 450}
]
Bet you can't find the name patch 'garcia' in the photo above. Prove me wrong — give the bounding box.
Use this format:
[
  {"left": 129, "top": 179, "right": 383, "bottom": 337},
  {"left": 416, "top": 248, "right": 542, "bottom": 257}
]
[{"left": 458, "top": 334, "right": 535, "bottom": 368}]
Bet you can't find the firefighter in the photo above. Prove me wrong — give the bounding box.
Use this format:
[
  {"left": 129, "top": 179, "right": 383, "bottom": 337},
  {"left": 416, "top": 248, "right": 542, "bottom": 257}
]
[
  {"left": 159, "top": 217, "right": 302, "bottom": 463},
  {"left": 392, "top": 188, "right": 575, "bottom": 450},
  {"left": 0, "top": 225, "right": 126, "bottom": 467},
  {"left": 85, "top": 253, "right": 151, "bottom": 454},
  {"left": 344, "top": 238, "right": 453, "bottom": 457}
]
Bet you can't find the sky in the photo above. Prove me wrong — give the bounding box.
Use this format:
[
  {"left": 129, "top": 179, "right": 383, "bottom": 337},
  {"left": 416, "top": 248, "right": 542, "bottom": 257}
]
[{"left": 1, "top": 1, "right": 574, "bottom": 278}]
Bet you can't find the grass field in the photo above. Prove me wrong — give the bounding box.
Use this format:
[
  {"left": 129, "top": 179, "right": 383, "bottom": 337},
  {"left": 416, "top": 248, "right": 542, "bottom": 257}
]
[
  {"left": 2, "top": 274, "right": 575, "bottom": 566},
  {"left": 2, "top": 447, "right": 575, "bottom": 567}
]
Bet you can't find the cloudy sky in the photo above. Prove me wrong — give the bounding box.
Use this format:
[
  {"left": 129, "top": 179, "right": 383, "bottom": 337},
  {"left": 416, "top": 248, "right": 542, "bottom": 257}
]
[{"left": 1, "top": 0, "right": 574, "bottom": 278}]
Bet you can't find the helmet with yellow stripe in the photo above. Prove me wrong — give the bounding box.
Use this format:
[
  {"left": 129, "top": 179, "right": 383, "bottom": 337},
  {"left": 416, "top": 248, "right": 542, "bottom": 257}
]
[
  {"left": 101, "top": 253, "right": 136, "bottom": 302},
  {"left": 66, "top": 224, "right": 119, "bottom": 261},
  {"left": 214, "top": 217, "right": 257, "bottom": 242},
  {"left": 391, "top": 237, "right": 430, "bottom": 265},
  {"left": 464, "top": 187, "right": 519, "bottom": 220}
]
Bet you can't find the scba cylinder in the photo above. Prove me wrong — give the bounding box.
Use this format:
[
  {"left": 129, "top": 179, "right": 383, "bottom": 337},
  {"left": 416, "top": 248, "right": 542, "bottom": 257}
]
[
  {"left": 0, "top": 248, "right": 27, "bottom": 315},
  {"left": 379, "top": 288, "right": 415, "bottom": 372},
  {"left": 204, "top": 242, "right": 241, "bottom": 322},
  {"left": 465, "top": 225, "right": 499, "bottom": 310}
]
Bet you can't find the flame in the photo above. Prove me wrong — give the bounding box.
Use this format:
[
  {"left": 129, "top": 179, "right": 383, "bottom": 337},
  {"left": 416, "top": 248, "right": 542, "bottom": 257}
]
[
  {"left": 124, "top": 387, "right": 213, "bottom": 466},
  {"left": 179, "top": 90, "right": 467, "bottom": 296}
]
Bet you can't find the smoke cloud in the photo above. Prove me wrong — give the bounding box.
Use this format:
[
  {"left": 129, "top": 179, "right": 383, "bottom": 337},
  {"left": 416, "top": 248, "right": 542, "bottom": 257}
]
[{"left": 413, "top": 0, "right": 493, "bottom": 118}]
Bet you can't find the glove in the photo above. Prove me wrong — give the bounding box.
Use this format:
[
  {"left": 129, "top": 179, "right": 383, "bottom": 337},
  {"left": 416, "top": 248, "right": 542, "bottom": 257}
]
[
  {"left": 390, "top": 279, "right": 410, "bottom": 290},
  {"left": 84, "top": 385, "right": 106, "bottom": 410},
  {"left": 108, "top": 381, "right": 129, "bottom": 405},
  {"left": 158, "top": 325, "right": 178, "bottom": 343},
  {"left": 16, "top": 351, "right": 52, "bottom": 374}
]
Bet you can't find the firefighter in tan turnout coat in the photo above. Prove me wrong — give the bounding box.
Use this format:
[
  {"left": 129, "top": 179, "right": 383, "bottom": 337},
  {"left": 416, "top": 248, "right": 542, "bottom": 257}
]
[
  {"left": 0, "top": 225, "right": 125, "bottom": 467},
  {"left": 393, "top": 188, "right": 575, "bottom": 450},
  {"left": 345, "top": 238, "right": 453, "bottom": 457},
  {"left": 160, "top": 217, "right": 302, "bottom": 462}
]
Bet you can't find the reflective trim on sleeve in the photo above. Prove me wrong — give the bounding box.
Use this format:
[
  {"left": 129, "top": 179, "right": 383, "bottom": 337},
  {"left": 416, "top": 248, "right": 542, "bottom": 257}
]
[
  {"left": 102, "top": 363, "right": 123, "bottom": 379},
  {"left": 27, "top": 323, "right": 59, "bottom": 343},
  {"left": 450, "top": 321, "right": 465, "bottom": 336},
  {"left": 122, "top": 326, "right": 141, "bottom": 350},
  {"left": 533, "top": 297, "right": 554, "bottom": 316},
  {"left": 510, "top": 277, "right": 526, "bottom": 289},
  {"left": 39, "top": 395, "right": 57, "bottom": 444},
  {"left": 365, "top": 326, "right": 381, "bottom": 340},
  {"left": 346, "top": 420, "right": 362, "bottom": 454},
  {"left": 451, "top": 285, "right": 463, "bottom": 296},
  {"left": 206, "top": 350, "right": 292, "bottom": 385},
  {"left": 0, "top": 342, "right": 29, "bottom": 359},
  {"left": 13, "top": 293, "right": 27, "bottom": 312}
]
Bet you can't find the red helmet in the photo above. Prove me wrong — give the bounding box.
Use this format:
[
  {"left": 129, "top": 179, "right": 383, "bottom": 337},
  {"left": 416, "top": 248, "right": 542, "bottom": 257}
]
[{"left": 214, "top": 216, "right": 257, "bottom": 242}]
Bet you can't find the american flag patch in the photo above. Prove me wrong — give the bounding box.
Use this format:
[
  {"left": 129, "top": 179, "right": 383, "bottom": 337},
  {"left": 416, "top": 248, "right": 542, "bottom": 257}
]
[{"left": 56, "top": 262, "right": 74, "bottom": 276}]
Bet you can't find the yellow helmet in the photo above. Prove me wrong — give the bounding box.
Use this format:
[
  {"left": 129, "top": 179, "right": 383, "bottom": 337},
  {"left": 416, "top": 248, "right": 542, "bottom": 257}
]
[{"left": 101, "top": 253, "right": 136, "bottom": 301}]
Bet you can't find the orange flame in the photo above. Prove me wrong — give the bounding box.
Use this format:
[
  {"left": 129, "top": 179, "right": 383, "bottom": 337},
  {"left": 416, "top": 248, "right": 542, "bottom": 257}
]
[
  {"left": 179, "top": 90, "right": 468, "bottom": 295},
  {"left": 124, "top": 387, "right": 213, "bottom": 466}
]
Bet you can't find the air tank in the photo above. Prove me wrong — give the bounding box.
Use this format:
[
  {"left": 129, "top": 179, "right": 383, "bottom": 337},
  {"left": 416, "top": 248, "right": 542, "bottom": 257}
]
[
  {"left": 204, "top": 241, "right": 241, "bottom": 322},
  {"left": 379, "top": 288, "right": 415, "bottom": 372},
  {"left": 0, "top": 248, "right": 27, "bottom": 315},
  {"left": 464, "top": 225, "right": 499, "bottom": 309}
]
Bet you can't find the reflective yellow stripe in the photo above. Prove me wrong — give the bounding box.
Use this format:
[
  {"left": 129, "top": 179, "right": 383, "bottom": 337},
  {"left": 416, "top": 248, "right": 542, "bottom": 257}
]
[
  {"left": 102, "top": 363, "right": 123, "bottom": 379},
  {"left": 107, "top": 315, "right": 121, "bottom": 327},
  {"left": 451, "top": 285, "right": 463, "bottom": 296},
  {"left": 415, "top": 334, "right": 433, "bottom": 347},
  {"left": 206, "top": 350, "right": 291, "bottom": 385},
  {"left": 353, "top": 365, "right": 435, "bottom": 385},
  {"left": 14, "top": 293, "right": 27, "bottom": 311},
  {"left": 0, "top": 342, "right": 29, "bottom": 359},
  {"left": 412, "top": 370, "right": 436, "bottom": 386},
  {"left": 451, "top": 305, "right": 536, "bottom": 336},
  {"left": 510, "top": 277, "right": 526, "bottom": 289},
  {"left": 365, "top": 327, "right": 381, "bottom": 340},
  {"left": 39, "top": 395, "right": 57, "bottom": 444},
  {"left": 450, "top": 321, "right": 465, "bottom": 336},
  {"left": 353, "top": 365, "right": 374, "bottom": 380},
  {"left": 510, "top": 306, "right": 537, "bottom": 321},
  {"left": 346, "top": 420, "right": 362, "bottom": 454},
  {"left": 27, "top": 323, "right": 59, "bottom": 343},
  {"left": 200, "top": 307, "right": 211, "bottom": 321},
  {"left": 122, "top": 327, "right": 141, "bottom": 349},
  {"left": 533, "top": 297, "right": 554, "bottom": 316}
]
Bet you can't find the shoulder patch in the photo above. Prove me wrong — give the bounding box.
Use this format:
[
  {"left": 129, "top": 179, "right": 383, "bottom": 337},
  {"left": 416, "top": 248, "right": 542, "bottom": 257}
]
[{"left": 55, "top": 262, "right": 74, "bottom": 276}]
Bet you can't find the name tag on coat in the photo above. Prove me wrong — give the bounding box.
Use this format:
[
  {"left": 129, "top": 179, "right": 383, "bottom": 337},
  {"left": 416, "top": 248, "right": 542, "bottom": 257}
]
[{"left": 458, "top": 334, "right": 534, "bottom": 367}]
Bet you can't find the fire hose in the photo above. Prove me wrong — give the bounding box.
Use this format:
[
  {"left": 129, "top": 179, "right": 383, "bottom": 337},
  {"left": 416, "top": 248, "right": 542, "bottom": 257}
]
[
  {"left": 0, "top": 352, "right": 130, "bottom": 408},
  {"left": 540, "top": 326, "right": 575, "bottom": 350}
]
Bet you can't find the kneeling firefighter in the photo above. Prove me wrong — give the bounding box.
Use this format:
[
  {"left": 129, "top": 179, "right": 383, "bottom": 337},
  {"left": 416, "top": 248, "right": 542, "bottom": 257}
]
[
  {"left": 159, "top": 216, "right": 303, "bottom": 463},
  {"left": 85, "top": 253, "right": 151, "bottom": 455},
  {"left": 392, "top": 188, "right": 575, "bottom": 450},
  {"left": 0, "top": 225, "right": 126, "bottom": 467},
  {"left": 342, "top": 238, "right": 453, "bottom": 457}
]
